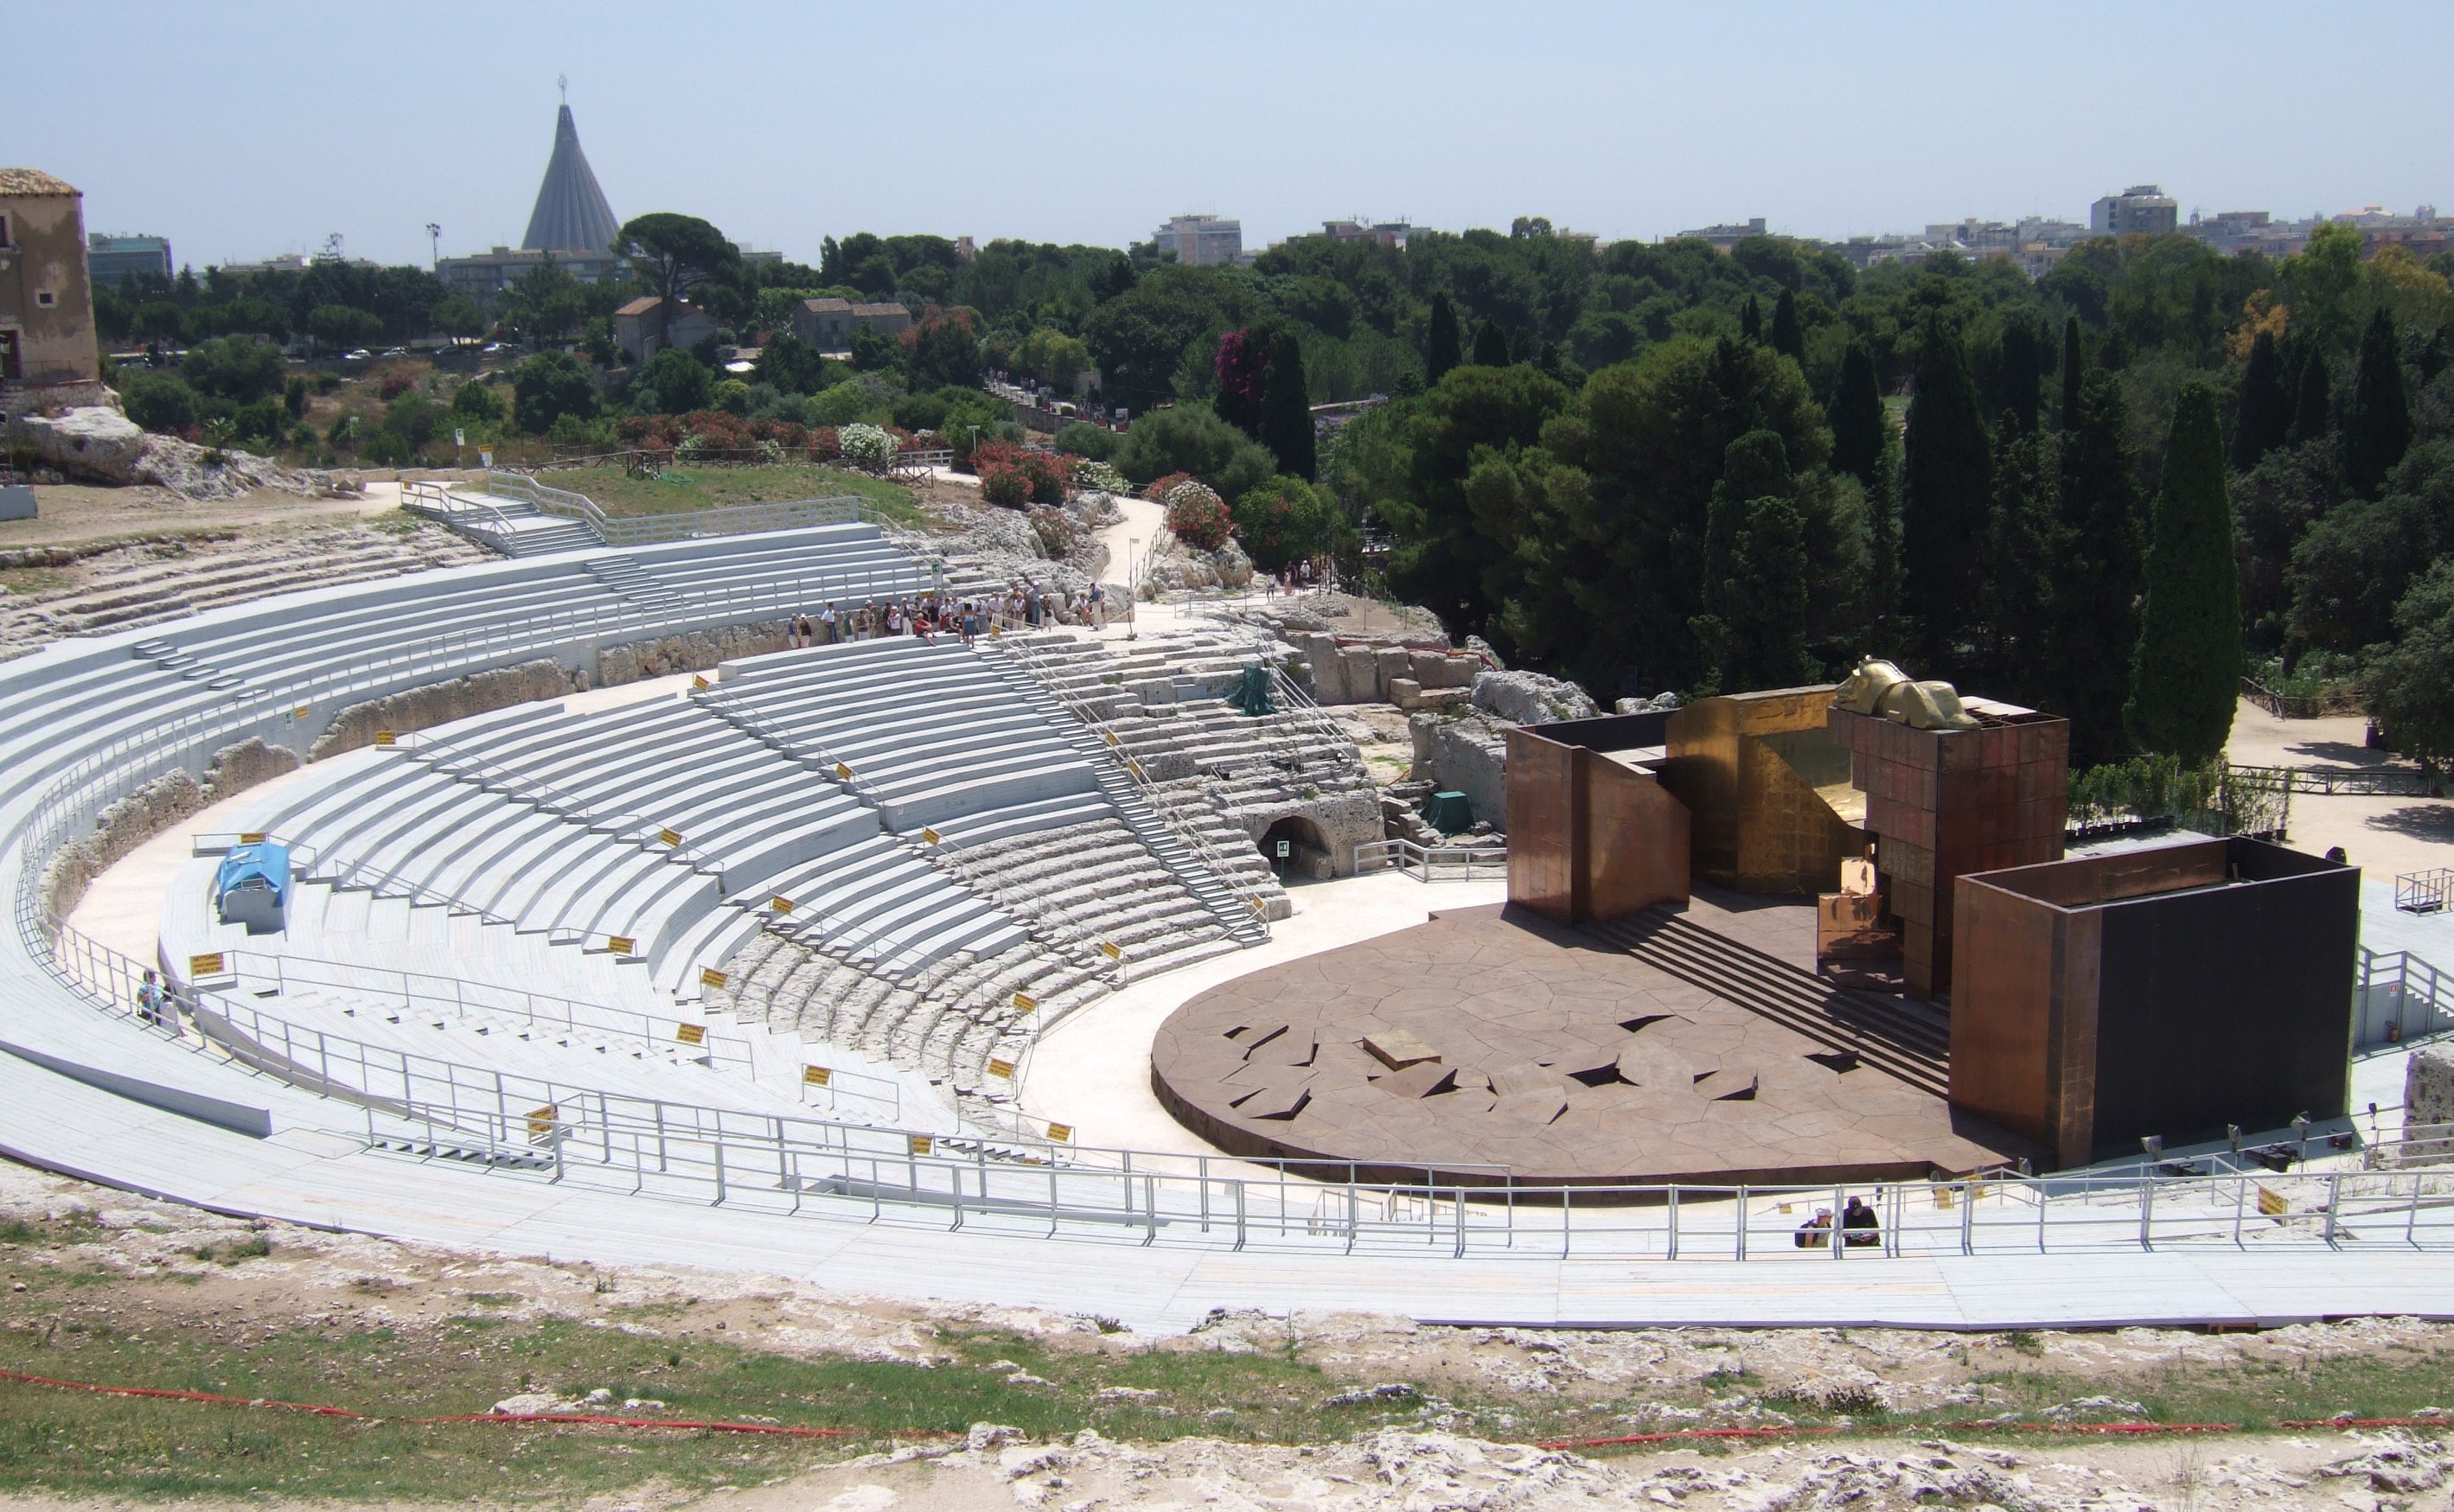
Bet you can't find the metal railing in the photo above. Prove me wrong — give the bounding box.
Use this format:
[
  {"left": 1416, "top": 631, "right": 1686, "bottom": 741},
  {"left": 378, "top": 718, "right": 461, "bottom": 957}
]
[
  {"left": 2229, "top": 761, "right": 2442, "bottom": 798},
  {"left": 470, "top": 469, "right": 872, "bottom": 549},
  {"left": 1356, "top": 838, "right": 1510, "bottom": 881},
  {"left": 2240, "top": 675, "right": 2335, "bottom": 720},
  {"left": 2357, "top": 947, "right": 2454, "bottom": 1050},
  {"left": 984, "top": 633, "right": 1275, "bottom": 941},
  {"left": 2398, "top": 870, "right": 2454, "bottom": 915}
]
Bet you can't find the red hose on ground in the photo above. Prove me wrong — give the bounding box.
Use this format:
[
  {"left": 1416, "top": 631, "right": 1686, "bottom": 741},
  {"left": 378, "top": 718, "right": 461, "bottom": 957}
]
[{"left": 0, "top": 1367, "right": 861, "bottom": 1437}]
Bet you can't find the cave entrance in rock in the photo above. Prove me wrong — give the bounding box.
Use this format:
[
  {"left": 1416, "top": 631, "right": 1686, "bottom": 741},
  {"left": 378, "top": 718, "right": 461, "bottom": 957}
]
[{"left": 1259, "top": 815, "right": 1332, "bottom": 879}]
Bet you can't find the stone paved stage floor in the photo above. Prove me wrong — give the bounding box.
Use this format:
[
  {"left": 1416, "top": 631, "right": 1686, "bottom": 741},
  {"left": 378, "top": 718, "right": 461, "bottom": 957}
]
[{"left": 1152, "top": 903, "right": 2032, "bottom": 1188}]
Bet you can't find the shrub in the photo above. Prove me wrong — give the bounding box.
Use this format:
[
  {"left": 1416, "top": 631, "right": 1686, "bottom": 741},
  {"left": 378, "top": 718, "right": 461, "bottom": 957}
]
[
  {"left": 1054, "top": 422, "right": 1118, "bottom": 461},
  {"left": 838, "top": 422, "right": 898, "bottom": 473},
  {"left": 1141, "top": 470, "right": 1193, "bottom": 502},
  {"left": 1231, "top": 475, "right": 1337, "bottom": 572},
  {"left": 121, "top": 371, "right": 198, "bottom": 432},
  {"left": 980, "top": 464, "right": 1029, "bottom": 507},
  {"left": 1072, "top": 458, "right": 1130, "bottom": 494},
  {"left": 641, "top": 348, "right": 714, "bottom": 415},
  {"left": 712, "top": 377, "right": 753, "bottom": 415},
  {"left": 182, "top": 335, "right": 287, "bottom": 403},
  {"left": 450, "top": 380, "right": 504, "bottom": 422},
  {"left": 1113, "top": 400, "right": 1276, "bottom": 498},
  {"left": 1029, "top": 505, "right": 1075, "bottom": 558},
  {"left": 512, "top": 352, "right": 598, "bottom": 435},
  {"left": 1015, "top": 449, "right": 1069, "bottom": 505},
  {"left": 377, "top": 373, "right": 415, "bottom": 401},
  {"left": 1164, "top": 480, "right": 1231, "bottom": 552}
]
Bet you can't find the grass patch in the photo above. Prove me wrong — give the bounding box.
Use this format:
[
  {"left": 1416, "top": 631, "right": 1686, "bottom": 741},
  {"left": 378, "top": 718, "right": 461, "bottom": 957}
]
[{"left": 534, "top": 464, "right": 928, "bottom": 528}]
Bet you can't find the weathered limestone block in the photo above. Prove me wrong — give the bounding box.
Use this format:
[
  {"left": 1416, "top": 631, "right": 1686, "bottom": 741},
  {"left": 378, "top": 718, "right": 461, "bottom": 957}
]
[
  {"left": 1410, "top": 650, "right": 1479, "bottom": 689},
  {"left": 1428, "top": 713, "right": 1511, "bottom": 830},
  {"left": 310, "top": 659, "right": 578, "bottom": 760},
  {"left": 1471, "top": 668, "right": 1599, "bottom": 725},
  {"left": 2412, "top": 1048, "right": 2454, "bottom": 1126},
  {"left": 1333, "top": 647, "right": 1382, "bottom": 705},
  {"left": 38, "top": 737, "right": 302, "bottom": 921},
  {"left": 598, "top": 622, "right": 789, "bottom": 686}
]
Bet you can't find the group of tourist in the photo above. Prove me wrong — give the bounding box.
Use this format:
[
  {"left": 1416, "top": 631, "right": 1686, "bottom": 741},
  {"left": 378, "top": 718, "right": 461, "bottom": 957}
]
[
  {"left": 1793, "top": 1194, "right": 1882, "bottom": 1248},
  {"left": 786, "top": 580, "right": 1111, "bottom": 652}
]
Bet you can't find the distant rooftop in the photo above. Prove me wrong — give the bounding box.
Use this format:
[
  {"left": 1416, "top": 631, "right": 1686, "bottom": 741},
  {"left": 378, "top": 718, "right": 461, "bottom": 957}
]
[{"left": 0, "top": 169, "right": 77, "bottom": 197}]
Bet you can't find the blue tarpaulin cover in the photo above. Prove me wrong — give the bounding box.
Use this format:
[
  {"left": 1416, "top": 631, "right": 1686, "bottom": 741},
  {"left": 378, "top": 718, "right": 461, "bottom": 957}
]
[{"left": 214, "top": 842, "right": 290, "bottom": 901}]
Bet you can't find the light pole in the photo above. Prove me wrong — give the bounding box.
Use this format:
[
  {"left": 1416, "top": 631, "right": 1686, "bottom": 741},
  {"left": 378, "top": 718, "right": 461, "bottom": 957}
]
[
  {"left": 1126, "top": 537, "right": 1139, "bottom": 641},
  {"left": 426, "top": 222, "right": 441, "bottom": 271}
]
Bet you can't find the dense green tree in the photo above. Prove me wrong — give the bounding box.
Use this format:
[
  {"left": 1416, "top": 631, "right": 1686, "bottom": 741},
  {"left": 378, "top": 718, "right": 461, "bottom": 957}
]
[
  {"left": 1111, "top": 401, "right": 1277, "bottom": 499},
  {"left": 2286, "top": 494, "right": 2433, "bottom": 654},
  {"left": 1258, "top": 327, "right": 1316, "bottom": 480},
  {"left": 1979, "top": 424, "right": 2056, "bottom": 705},
  {"left": 499, "top": 258, "right": 586, "bottom": 345},
  {"left": 282, "top": 375, "right": 309, "bottom": 420},
  {"left": 752, "top": 331, "right": 828, "bottom": 395},
  {"left": 1082, "top": 265, "right": 1250, "bottom": 406},
  {"left": 431, "top": 295, "right": 485, "bottom": 341},
  {"left": 1829, "top": 342, "right": 1886, "bottom": 491},
  {"left": 1471, "top": 319, "right": 1512, "bottom": 367},
  {"left": 2230, "top": 329, "right": 2293, "bottom": 471},
  {"left": 2342, "top": 307, "right": 2413, "bottom": 499},
  {"left": 2290, "top": 348, "right": 2332, "bottom": 444},
  {"left": 2058, "top": 316, "right": 2083, "bottom": 431},
  {"left": 617, "top": 213, "right": 739, "bottom": 306},
  {"left": 904, "top": 311, "right": 984, "bottom": 391},
  {"left": 306, "top": 303, "right": 383, "bottom": 354},
  {"left": 1230, "top": 475, "right": 1339, "bottom": 572},
  {"left": 510, "top": 351, "right": 598, "bottom": 434},
  {"left": 181, "top": 335, "right": 285, "bottom": 403},
  {"left": 449, "top": 380, "right": 503, "bottom": 423},
  {"left": 120, "top": 371, "right": 198, "bottom": 432},
  {"left": 2368, "top": 560, "right": 2454, "bottom": 768},
  {"left": 1424, "top": 291, "right": 1463, "bottom": 385},
  {"left": 2044, "top": 369, "right": 2146, "bottom": 764},
  {"left": 2125, "top": 384, "right": 2241, "bottom": 762},
  {"left": 640, "top": 348, "right": 713, "bottom": 414},
  {"left": 1381, "top": 364, "right": 1571, "bottom": 641},
  {"left": 1899, "top": 320, "right": 1992, "bottom": 669},
  {"left": 1740, "top": 295, "right": 1763, "bottom": 343},
  {"left": 2234, "top": 438, "right": 2338, "bottom": 647},
  {"left": 1721, "top": 494, "right": 1817, "bottom": 692},
  {"left": 1996, "top": 321, "right": 2042, "bottom": 433},
  {"left": 1769, "top": 290, "right": 1804, "bottom": 364}
]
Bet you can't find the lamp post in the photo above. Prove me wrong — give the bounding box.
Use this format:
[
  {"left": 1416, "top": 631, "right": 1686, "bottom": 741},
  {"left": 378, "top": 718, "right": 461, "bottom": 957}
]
[{"left": 1126, "top": 537, "right": 1139, "bottom": 642}]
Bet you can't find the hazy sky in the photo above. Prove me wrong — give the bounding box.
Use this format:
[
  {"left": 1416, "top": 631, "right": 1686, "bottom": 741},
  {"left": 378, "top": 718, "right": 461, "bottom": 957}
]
[{"left": 12, "top": 1, "right": 2449, "bottom": 270}]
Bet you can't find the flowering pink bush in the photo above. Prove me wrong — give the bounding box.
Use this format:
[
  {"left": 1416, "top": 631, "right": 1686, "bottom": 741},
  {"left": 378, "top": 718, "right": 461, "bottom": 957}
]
[
  {"left": 980, "top": 464, "right": 1029, "bottom": 507},
  {"left": 1164, "top": 480, "right": 1231, "bottom": 552}
]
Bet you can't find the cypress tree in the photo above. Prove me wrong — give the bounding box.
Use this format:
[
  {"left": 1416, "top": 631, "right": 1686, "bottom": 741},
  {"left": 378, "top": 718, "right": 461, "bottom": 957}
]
[
  {"left": 1998, "top": 321, "right": 2042, "bottom": 433},
  {"left": 1740, "top": 295, "right": 1763, "bottom": 342},
  {"left": 1257, "top": 327, "right": 1316, "bottom": 481},
  {"left": 1471, "top": 319, "right": 1512, "bottom": 367},
  {"left": 2125, "top": 382, "right": 2241, "bottom": 762},
  {"left": 2290, "top": 350, "right": 2331, "bottom": 445},
  {"left": 1425, "top": 292, "right": 1462, "bottom": 385},
  {"left": 2230, "top": 329, "right": 2292, "bottom": 471},
  {"left": 2059, "top": 316, "right": 2084, "bottom": 431},
  {"left": 2342, "top": 307, "right": 2412, "bottom": 499},
  {"left": 1724, "top": 495, "right": 1816, "bottom": 690},
  {"left": 1830, "top": 342, "right": 1886, "bottom": 492},
  {"left": 2043, "top": 369, "right": 2145, "bottom": 765},
  {"left": 1900, "top": 319, "right": 1992, "bottom": 671},
  {"left": 1981, "top": 423, "right": 2056, "bottom": 705},
  {"left": 1770, "top": 290, "right": 1804, "bottom": 363}
]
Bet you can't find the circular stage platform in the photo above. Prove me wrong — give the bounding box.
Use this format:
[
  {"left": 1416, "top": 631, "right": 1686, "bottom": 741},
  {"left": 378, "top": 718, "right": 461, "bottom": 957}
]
[{"left": 1152, "top": 902, "right": 2024, "bottom": 1188}]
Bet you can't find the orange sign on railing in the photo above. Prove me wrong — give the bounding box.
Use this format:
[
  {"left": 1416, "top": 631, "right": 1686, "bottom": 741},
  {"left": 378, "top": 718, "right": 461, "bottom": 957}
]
[
  {"left": 802, "top": 1065, "right": 832, "bottom": 1088},
  {"left": 187, "top": 953, "right": 227, "bottom": 979},
  {"left": 605, "top": 935, "right": 636, "bottom": 956},
  {"left": 700, "top": 967, "right": 727, "bottom": 990},
  {"left": 675, "top": 1024, "right": 706, "bottom": 1046}
]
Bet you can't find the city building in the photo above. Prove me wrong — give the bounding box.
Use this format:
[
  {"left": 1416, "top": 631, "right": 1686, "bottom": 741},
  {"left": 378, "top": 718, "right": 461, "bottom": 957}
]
[
  {"left": 439, "top": 95, "right": 626, "bottom": 300},
  {"left": 1674, "top": 216, "right": 1767, "bottom": 251},
  {"left": 613, "top": 296, "right": 719, "bottom": 364},
  {"left": 84, "top": 233, "right": 171, "bottom": 288},
  {"left": 790, "top": 297, "right": 911, "bottom": 355},
  {"left": 1155, "top": 214, "right": 1243, "bottom": 267},
  {"left": 2090, "top": 184, "right": 2178, "bottom": 237},
  {"left": 0, "top": 168, "right": 103, "bottom": 408},
  {"left": 1320, "top": 219, "right": 1413, "bottom": 249}
]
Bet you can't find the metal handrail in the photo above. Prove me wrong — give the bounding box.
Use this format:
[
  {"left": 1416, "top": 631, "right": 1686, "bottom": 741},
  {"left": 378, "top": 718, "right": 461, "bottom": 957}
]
[
  {"left": 2357, "top": 947, "right": 2454, "bottom": 1050},
  {"left": 1356, "top": 838, "right": 1509, "bottom": 881}
]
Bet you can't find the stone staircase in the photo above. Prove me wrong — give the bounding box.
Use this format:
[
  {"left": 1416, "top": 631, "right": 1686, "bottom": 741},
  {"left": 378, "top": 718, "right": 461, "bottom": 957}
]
[
  {"left": 585, "top": 555, "right": 685, "bottom": 613},
  {"left": 1581, "top": 909, "right": 1952, "bottom": 1098}
]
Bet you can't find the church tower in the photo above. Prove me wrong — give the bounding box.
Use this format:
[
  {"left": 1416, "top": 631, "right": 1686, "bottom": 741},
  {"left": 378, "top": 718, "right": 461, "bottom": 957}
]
[{"left": 521, "top": 80, "right": 620, "bottom": 255}]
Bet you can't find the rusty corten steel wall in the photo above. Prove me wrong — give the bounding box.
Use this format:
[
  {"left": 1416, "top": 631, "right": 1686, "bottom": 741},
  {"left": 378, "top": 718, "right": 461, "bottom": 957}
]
[
  {"left": 1659, "top": 687, "right": 1859, "bottom": 895},
  {"left": 1505, "top": 728, "right": 1579, "bottom": 923},
  {"left": 1952, "top": 839, "right": 2357, "bottom": 1168},
  {"left": 1830, "top": 706, "right": 2069, "bottom": 998},
  {"left": 1505, "top": 726, "right": 1689, "bottom": 924}
]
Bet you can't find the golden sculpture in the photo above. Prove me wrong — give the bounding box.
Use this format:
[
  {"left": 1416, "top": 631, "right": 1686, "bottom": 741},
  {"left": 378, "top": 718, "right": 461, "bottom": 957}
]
[{"left": 1832, "top": 656, "right": 1980, "bottom": 732}]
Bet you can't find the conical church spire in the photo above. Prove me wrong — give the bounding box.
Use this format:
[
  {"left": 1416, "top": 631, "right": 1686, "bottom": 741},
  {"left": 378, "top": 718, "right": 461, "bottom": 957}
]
[{"left": 521, "top": 97, "right": 620, "bottom": 255}]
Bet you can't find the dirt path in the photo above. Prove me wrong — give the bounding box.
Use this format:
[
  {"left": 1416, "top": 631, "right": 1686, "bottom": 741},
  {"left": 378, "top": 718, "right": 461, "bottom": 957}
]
[{"left": 0, "top": 479, "right": 445, "bottom": 551}]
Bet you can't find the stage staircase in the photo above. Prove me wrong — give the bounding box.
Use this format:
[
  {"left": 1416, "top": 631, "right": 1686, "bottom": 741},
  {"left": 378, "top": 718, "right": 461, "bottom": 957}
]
[{"left": 1582, "top": 909, "right": 1952, "bottom": 1098}]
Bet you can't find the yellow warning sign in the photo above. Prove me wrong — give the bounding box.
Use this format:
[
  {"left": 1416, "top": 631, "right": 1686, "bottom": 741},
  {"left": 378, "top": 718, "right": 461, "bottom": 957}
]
[
  {"left": 692, "top": 674, "right": 710, "bottom": 690},
  {"left": 188, "top": 952, "right": 227, "bottom": 978},
  {"left": 374, "top": 730, "right": 396, "bottom": 747},
  {"left": 1013, "top": 992, "right": 1036, "bottom": 1012},
  {"left": 700, "top": 967, "right": 727, "bottom": 990},
  {"left": 238, "top": 832, "right": 266, "bottom": 845},
  {"left": 527, "top": 1104, "right": 559, "bottom": 1135},
  {"left": 908, "top": 1134, "right": 934, "bottom": 1157},
  {"left": 675, "top": 1024, "right": 706, "bottom": 1046},
  {"left": 2258, "top": 1185, "right": 2289, "bottom": 1216},
  {"left": 659, "top": 828, "right": 683, "bottom": 847},
  {"left": 921, "top": 827, "right": 941, "bottom": 845},
  {"left": 770, "top": 896, "right": 794, "bottom": 915},
  {"left": 1102, "top": 730, "right": 1118, "bottom": 746},
  {"left": 834, "top": 762, "right": 853, "bottom": 780},
  {"left": 1045, "top": 1123, "right": 1074, "bottom": 1143},
  {"left": 1099, "top": 941, "right": 1122, "bottom": 960},
  {"left": 605, "top": 935, "right": 636, "bottom": 956},
  {"left": 802, "top": 1065, "right": 832, "bottom": 1088},
  {"left": 987, "top": 1057, "right": 1015, "bottom": 1079}
]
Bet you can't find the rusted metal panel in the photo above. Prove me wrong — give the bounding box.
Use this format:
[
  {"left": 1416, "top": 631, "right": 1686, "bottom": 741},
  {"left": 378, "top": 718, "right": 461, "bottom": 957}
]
[
  {"left": 1505, "top": 727, "right": 1578, "bottom": 923},
  {"left": 1948, "top": 873, "right": 2062, "bottom": 1146},
  {"left": 1585, "top": 758, "right": 1690, "bottom": 920}
]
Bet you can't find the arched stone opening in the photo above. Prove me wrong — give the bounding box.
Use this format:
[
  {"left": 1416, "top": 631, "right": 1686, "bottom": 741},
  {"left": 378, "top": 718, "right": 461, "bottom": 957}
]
[{"left": 1259, "top": 815, "right": 1332, "bottom": 880}]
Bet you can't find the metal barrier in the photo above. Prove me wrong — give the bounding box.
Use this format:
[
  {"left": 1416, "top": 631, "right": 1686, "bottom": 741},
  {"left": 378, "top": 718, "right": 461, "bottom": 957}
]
[
  {"left": 2398, "top": 870, "right": 2454, "bottom": 914},
  {"left": 1356, "top": 838, "right": 1509, "bottom": 881},
  {"left": 2231, "top": 762, "right": 2441, "bottom": 798},
  {"left": 2356, "top": 947, "right": 2454, "bottom": 1050},
  {"left": 460, "top": 469, "right": 872, "bottom": 549}
]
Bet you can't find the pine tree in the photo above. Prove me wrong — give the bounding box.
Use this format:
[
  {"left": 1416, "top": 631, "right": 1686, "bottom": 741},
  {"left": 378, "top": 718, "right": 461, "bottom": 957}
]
[
  {"left": 2044, "top": 368, "right": 2145, "bottom": 765},
  {"left": 2230, "top": 329, "right": 2292, "bottom": 471},
  {"left": 1740, "top": 295, "right": 1763, "bottom": 342},
  {"left": 1471, "top": 319, "right": 1512, "bottom": 367},
  {"left": 1724, "top": 495, "right": 1816, "bottom": 691},
  {"left": 1998, "top": 321, "right": 2042, "bottom": 433},
  {"left": 2291, "top": 349, "right": 2332, "bottom": 445},
  {"left": 2125, "top": 383, "right": 2241, "bottom": 762},
  {"left": 1257, "top": 327, "right": 1316, "bottom": 481},
  {"left": 1900, "top": 319, "right": 1992, "bottom": 672},
  {"left": 2059, "top": 316, "right": 2084, "bottom": 431},
  {"left": 2342, "top": 307, "right": 2412, "bottom": 499},
  {"left": 1770, "top": 290, "right": 1804, "bottom": 363},
  {"left": 1830, "top": 342, "right": 1886, "bottom": 491},
  {"left": 1981, "top": 424, "right": 2056, "bottom": 705},
  {"left": 1425, "top": 291, "right": 1462, "bottom": 385}
]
